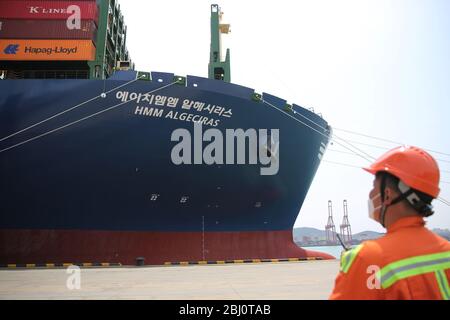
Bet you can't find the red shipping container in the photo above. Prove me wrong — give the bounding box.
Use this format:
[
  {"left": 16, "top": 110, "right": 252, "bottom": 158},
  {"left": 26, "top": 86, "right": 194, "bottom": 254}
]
[
  {"left": 0, "top": 1, "right": 98, "bottom": 24},
  {"left": 0, "top": 19, "right": 97, "bottom": 41}
]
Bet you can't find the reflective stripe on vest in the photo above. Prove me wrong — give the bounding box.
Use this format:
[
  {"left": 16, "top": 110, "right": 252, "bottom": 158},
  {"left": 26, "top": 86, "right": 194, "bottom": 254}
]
[
  {"left": 376, "top": 251, "right": 450, "bottom": 295},
  {"left": 340, "top": 244, "right": 363, "bottom": 274},
  {"left": 435, "top": 269, "right": 450, "bottom": 300}
]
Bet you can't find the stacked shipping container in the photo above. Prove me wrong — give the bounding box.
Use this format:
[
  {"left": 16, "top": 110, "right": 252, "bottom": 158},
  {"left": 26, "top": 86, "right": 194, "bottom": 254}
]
[
  {"left": 0, "top": 1, "right": 99, "bottom": 23},
  {"left": 0, "top": 20, "right": 98, "bottom": 40},
  {"left": 0, "top": 0, "right": 99, "bottom": 61}
]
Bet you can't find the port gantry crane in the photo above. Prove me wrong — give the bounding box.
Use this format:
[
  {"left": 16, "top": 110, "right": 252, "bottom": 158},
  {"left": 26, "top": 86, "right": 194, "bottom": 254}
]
[
  {"left": 325, "top": 200, "right": 337, "bottom": 245},
  {"left": 340, "top": 200, "right": 352, "bottom": 246}
]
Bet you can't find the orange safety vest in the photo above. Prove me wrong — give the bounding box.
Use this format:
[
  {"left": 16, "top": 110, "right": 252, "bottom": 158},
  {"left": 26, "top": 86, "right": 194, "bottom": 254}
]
[{"left": 329, "top": 216, "right": 450, "bottom": 300}]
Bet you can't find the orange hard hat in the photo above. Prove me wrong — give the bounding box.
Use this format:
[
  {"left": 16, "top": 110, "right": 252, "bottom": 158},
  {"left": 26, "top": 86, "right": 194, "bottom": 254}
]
[{"left": 363, "top": 146, "right": 440, "bottom": 198}]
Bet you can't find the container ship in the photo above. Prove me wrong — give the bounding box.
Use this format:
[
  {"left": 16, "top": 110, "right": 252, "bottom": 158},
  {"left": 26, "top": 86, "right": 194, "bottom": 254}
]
[{"left": 0, "top": 0, "right": 333, "bottom": 265}]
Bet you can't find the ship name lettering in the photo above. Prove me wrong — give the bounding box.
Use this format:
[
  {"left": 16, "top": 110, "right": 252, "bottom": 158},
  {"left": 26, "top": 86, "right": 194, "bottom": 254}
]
[
  {"left": 165, "top": 111, "right": 219, "bottom": 127},
  {"left": 134, "top": 106, "right": 163, "bottom": 118}
]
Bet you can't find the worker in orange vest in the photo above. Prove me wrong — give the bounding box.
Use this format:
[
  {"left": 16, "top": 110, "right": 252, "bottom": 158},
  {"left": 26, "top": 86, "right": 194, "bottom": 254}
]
[{"left": 330, "top": 146, "right": 450, "bottom": 300}]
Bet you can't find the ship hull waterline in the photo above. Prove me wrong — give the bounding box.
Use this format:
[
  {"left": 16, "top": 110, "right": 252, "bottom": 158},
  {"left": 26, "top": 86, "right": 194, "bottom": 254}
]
[{"left": 0, "top": 229, "right": 333, "bottom": 265}]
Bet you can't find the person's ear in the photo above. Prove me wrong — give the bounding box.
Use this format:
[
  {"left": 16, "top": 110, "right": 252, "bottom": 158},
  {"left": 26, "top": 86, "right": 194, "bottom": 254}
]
[{"left": 383, "top": 187, "right": 393, "bottom": 205}]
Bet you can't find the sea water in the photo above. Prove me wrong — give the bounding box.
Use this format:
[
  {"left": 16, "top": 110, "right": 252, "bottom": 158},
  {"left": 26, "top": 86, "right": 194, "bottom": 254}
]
[{"left": 303, "top": 245, "right": 346, "bottom": 259}]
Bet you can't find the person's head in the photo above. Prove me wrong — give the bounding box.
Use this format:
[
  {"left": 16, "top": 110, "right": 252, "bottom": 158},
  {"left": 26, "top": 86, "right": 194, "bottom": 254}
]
[{"left": 364, "top": 146, "right": 440, "bottom": 229}]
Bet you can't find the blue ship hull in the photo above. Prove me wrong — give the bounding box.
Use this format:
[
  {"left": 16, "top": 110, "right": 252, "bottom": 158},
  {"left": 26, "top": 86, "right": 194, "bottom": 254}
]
[{"left": 0, "top": 71, "right": 332, "bottom": 265}]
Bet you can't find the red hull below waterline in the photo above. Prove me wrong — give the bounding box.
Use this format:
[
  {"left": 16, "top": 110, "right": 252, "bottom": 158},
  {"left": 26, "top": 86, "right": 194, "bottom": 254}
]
[{"left": 0, "top": 229, "right": 334, "bottom": 265}]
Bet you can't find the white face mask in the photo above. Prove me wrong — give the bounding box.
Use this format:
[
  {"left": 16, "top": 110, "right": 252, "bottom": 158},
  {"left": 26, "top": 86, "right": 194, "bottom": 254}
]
[{"left": 368, "top": 193, "right": 382, "bottom": 222}]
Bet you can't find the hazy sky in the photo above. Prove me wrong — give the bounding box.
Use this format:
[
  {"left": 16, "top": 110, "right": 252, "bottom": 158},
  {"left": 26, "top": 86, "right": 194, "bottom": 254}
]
[{"left": 120, "top": 0, "right": 450, "bottom": 233}]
